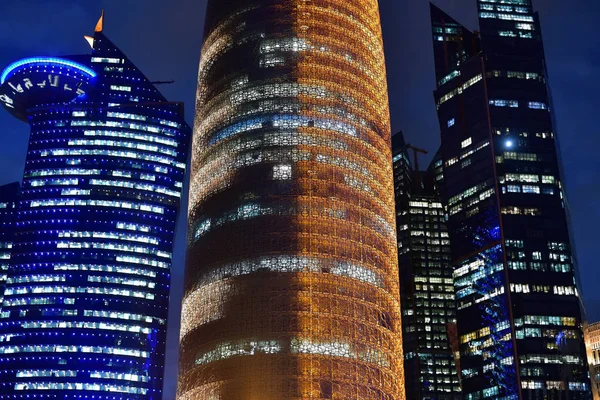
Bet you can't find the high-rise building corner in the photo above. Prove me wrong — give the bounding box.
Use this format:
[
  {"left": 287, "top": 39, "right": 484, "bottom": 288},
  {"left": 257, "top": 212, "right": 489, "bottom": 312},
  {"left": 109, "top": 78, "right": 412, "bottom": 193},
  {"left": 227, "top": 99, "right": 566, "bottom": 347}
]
[
  {"left": 392, "top": 132, "right": 462, "bottom": 399},
  {"left": 585, "top": 322, "right": 600, "bottom": 400}
]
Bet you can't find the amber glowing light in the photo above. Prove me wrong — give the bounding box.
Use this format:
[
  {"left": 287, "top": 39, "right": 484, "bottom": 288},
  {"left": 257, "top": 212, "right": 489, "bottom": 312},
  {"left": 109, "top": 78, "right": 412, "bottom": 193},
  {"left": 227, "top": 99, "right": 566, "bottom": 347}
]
[{"left": 178, "top": 0, "right": 404, "bottom": 398}]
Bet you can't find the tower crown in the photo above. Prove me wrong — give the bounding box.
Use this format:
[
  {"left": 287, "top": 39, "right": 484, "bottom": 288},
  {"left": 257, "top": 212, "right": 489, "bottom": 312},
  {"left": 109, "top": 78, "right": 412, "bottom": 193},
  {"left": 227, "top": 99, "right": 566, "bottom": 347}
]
[{"left": 0, "top": 57, "right": 96, "bottom": 121}]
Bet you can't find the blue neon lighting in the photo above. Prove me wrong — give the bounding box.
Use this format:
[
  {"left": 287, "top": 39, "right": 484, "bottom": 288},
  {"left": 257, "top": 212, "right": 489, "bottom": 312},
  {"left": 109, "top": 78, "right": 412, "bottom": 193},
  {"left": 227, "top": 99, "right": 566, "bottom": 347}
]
[{"left": 1, "top": 57, "right": 97, "bottom": 84}]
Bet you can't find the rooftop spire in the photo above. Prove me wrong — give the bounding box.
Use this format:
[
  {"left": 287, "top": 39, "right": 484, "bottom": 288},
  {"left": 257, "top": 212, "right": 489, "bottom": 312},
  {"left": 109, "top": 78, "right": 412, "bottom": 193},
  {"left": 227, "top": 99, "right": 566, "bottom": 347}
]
[
  {"left": 94, "top": 10, "right": 104, "bottom": 33},
  {"left": 83, "top": 36, "right": 95, "bottom": 49}
]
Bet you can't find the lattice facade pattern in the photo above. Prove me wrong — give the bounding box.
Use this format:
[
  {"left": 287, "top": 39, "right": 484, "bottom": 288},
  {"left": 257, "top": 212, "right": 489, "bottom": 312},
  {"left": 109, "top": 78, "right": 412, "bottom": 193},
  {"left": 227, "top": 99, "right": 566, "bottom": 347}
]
[{"left": 178, "top": 0, "right": 404, "bottom": 399}]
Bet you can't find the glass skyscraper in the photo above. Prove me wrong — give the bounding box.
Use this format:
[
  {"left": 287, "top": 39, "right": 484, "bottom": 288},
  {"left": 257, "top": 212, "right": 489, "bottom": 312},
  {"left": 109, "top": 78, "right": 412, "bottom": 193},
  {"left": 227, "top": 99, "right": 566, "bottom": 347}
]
[
  {"left": 393, "top": 133, "right": 461, "bottom": 400},
  {"left": 431, "top": 1, "right": 590, "bottom": 398},
  {"left": 179, "top": 0, "right": 404, "bottom": 399},
  {"left": 0, "top": 15, "right": 190, "bottom": 399}
]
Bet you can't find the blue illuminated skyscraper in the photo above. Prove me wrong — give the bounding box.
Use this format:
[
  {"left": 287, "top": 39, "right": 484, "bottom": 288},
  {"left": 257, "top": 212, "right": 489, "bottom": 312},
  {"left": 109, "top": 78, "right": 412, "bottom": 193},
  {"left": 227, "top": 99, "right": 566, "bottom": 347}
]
[
  {"left": 0, "top": 14, "right": 190, "bottom": 399},
  {"left": 431, "top": 1, "right": 590, "bottom": 399}
]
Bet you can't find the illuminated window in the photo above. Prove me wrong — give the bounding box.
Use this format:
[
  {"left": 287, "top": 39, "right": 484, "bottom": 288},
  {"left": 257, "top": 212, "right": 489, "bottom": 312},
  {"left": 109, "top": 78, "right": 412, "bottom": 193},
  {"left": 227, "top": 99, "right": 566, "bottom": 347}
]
[
  {"left": 91, "top": 57, "right": 121, "bottom": 64},
  {"left": 522, "top": 185, "right": 540, "bottom": 194},
  {"left": 489, "top": 99, "right": 519, "bottom": 107},
  {"left": 273, "top": 164, "right": 292, "bottom": 180},
  {"left": 528, "top": 102, "right": 548, "bottom": 110},
  {"left": 109, "top": 85, "right": 131, "bottom": 92}
]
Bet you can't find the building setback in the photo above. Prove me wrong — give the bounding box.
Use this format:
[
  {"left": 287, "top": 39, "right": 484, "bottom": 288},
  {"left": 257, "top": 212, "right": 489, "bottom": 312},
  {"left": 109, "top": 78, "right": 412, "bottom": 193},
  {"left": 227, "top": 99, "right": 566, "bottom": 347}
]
[
  {"left": 393, "top": 133, "right": 461, "bottom": 400},
  {"left": 585, "top": 322, "right": 600, "bottom": 400},
  {"left": 178, "top": 0, "right": 404, "bottom": 399},
  {"left": 0, "top": 15, "right": 190, "bottom": 399},
  {"left": 430, "top": 1, "right": 590, "bottom": 399}
]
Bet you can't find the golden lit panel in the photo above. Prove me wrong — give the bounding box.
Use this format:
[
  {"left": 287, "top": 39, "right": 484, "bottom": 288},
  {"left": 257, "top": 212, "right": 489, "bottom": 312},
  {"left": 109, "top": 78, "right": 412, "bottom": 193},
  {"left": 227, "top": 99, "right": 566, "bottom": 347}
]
[
  {"left": 94, "top": 10, "right": 104, "bottom": 32},
  {"left": 179, "top": 0, "right": 404, "bottom": 399}
]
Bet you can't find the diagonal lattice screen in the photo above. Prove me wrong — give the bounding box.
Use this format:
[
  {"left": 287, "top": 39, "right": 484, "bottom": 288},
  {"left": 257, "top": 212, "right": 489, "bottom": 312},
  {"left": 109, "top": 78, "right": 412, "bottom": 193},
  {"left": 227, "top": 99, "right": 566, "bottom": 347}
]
[{"left": 179, "top": 1, "right": 404, "bottom": 398}]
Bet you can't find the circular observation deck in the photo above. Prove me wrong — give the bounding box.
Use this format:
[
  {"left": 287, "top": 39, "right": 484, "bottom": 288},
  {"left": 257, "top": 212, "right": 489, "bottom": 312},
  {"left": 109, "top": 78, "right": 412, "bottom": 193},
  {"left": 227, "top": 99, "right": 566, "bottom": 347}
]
[{"left": 0, "top": 57, "right": 97, "bottom": 121}]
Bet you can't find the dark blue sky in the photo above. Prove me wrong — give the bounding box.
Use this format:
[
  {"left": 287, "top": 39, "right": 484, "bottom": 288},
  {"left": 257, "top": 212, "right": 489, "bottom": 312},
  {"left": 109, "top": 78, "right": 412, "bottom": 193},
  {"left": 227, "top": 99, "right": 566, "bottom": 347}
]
[{"left": 0, "top": 1, "right": 598, "bottom": 398}]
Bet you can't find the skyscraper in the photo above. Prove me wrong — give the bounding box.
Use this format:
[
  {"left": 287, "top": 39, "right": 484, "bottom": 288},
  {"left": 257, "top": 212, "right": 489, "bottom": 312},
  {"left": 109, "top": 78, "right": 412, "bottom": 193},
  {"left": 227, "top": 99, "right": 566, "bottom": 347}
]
[
  {"left": 179, "top": 1, "right": 403, "bottom": 399},
  {"left": 431, "top": 1, "right": 590, "bottom": 398},
  {"left": 585, "top": 322, "right": 600, "bottom": 400},
  {"left": 0, "top": 15, "right": 190, "bottom": 399},
  {"left": 393, "top": 133, "right": 461, "bottom": 399}
]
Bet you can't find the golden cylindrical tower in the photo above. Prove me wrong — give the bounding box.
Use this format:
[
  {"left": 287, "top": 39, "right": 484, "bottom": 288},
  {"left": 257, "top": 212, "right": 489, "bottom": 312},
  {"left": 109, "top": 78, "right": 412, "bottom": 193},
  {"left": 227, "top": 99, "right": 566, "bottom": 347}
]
[{"left": 178, "top": 0, "right": 404, "bottom": 398}]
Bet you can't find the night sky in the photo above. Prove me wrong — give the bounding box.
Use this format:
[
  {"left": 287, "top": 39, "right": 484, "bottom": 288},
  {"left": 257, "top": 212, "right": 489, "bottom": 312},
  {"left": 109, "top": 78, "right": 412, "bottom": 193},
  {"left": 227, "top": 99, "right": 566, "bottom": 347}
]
[{"left": 0, "top": 0, "right": 598, "bottom": 397}]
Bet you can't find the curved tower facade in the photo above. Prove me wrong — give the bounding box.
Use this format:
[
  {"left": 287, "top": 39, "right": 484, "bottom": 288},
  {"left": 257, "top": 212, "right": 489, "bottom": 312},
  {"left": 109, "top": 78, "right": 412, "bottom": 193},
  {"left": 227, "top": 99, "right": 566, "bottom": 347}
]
[
  {"left": 179, "top": 1, "right": 403, "bottom": 399},
  {"left": 0, "top": 17, "right": 190, "bottom": 399}
]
